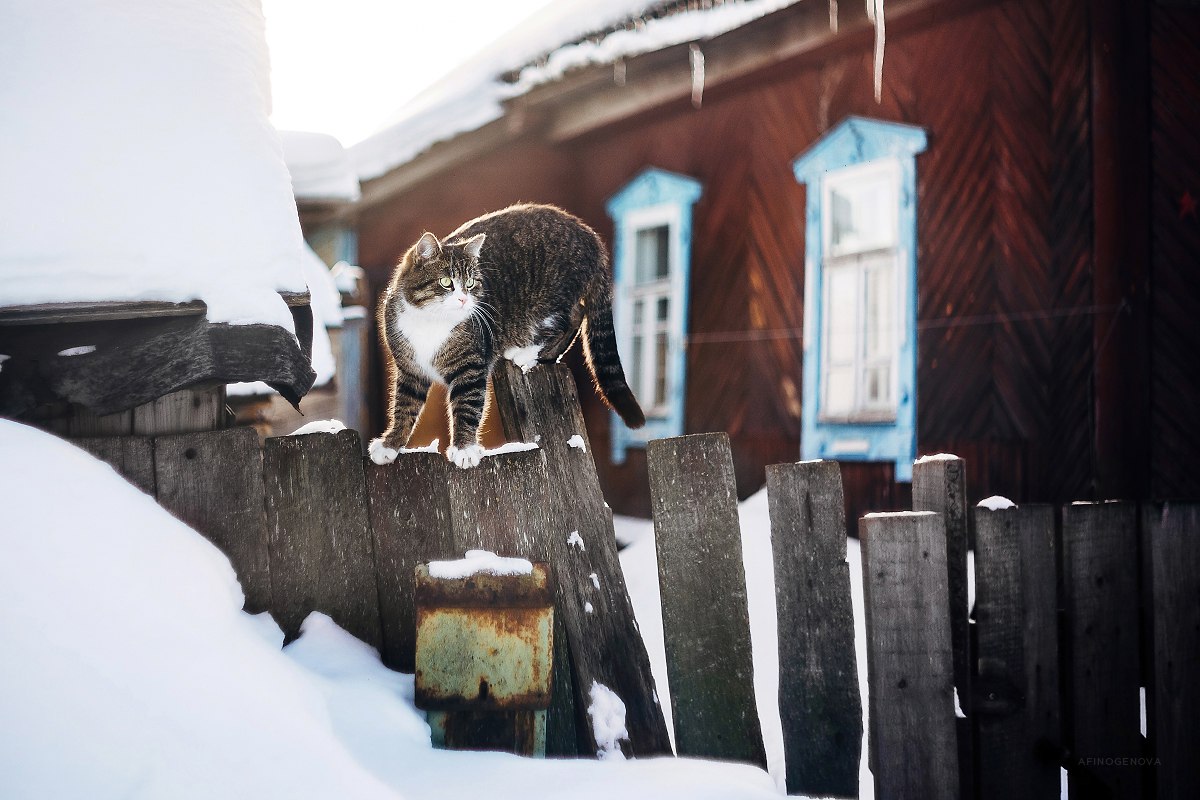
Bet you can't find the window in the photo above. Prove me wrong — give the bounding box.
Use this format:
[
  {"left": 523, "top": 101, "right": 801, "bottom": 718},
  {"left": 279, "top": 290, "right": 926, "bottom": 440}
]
[
  {"left": 821, "top": 160, "right": 900, "bottom": 422},
  {"left": 793, "top": 117, "right": 926, "bottom": 480},
  {"left": 606, "top": 169, "right": 702, "bottom": 464}
]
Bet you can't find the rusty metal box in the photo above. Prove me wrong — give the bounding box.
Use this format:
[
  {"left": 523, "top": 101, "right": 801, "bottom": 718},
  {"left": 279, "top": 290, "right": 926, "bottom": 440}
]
[{"left": 414, "top": 562, "right": 553, "bottom": 711}]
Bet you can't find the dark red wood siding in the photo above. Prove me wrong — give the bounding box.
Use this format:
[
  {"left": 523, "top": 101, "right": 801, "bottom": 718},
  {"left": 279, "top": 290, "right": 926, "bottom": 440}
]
[{"left": 355, "top": 0, "right": 1180, "bottom": 518}]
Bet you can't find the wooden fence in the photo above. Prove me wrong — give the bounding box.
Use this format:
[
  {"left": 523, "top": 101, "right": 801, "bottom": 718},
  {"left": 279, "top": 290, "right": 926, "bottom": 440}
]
[
  {"left": 72, "top": 377, "right": 1197, "bottom": 799},
  {"left": 644, "top": 438, "right": 1198, "bottom": 800}
]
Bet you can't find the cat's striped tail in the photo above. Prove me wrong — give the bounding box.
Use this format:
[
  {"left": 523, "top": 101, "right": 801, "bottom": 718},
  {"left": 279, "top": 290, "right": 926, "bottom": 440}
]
[{"left": 582, "top": 277, "right": 646, "bottom": 430}]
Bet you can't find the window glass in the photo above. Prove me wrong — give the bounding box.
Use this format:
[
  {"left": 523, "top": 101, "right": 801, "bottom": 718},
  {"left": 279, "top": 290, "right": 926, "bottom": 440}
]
[
  {"left": 656, "top": 297, "right": 669, "bottom": 321},
  {"left": 828, "top": 168, "right": 896, "bottom": 255},
  {"left": 825, "top": 267, "right": 857, "bottom": 365},
  {"left": 635, "top": 226, "right": 670, "bottom": 283},
  {"left": 654, "top": 332, "right": 669, "bottom": 408}
]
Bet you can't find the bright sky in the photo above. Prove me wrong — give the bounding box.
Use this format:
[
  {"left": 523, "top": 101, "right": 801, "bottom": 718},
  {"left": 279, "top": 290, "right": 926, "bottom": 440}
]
[{"left": 263, "top": 0, "right": 554, "bottom": 146}]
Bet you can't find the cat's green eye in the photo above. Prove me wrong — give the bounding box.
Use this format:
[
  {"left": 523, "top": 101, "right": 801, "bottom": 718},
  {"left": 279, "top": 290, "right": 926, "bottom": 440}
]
[
  {"left": 465, "top": 277, "right": 476, "bottom": 289},
  {"left": 439, "top": 276, "right": 453, "bottom": 288}
]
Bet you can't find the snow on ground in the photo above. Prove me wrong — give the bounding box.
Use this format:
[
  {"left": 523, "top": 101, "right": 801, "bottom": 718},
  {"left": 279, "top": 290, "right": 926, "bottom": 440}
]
[
  {"left": 616, "top": 491, "right": 876, "bottom": 797},
  {"left": 0, "top": 0, "right": 306, "bottom": 331},
  {"left": 0, "top": 418, "right": 778, "bottom": 799}
]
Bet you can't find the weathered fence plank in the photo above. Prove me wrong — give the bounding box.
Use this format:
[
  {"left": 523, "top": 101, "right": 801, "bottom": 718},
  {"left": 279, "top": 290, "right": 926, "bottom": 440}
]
[
  {"left": 1144, "top": 502, "right": 1199, "bottom": 800},
  {"left": 493, "top": 362, "right": 671, "bottom": 757},
  {"left": 444, "top": 445, "right": 578, "bottom": 757},
  {"left": 1062, "top": 502, "right": 1142, "bottom": 800},
  {"left": 860, "top": 511, "right": 958, "bottom": 800},
  {"left": 154, "top": 427, "right": 271, "bottom": 614},
  {"left": 365, "top": 451, "right": 454, "bottom": 673},
  {"left": 646, "top": 432, "right": 767, "bottom": 768},
  {"left": 132, "top": 386, "right": 224, "bottom": 435},
  {"left": 912, "top": 454, "right": 973, "bottom": 800},
  {"left": 766, "top": 460, "right": 860, "bottom": 798},
  {"left": 263, "top": 430, "right": 382, "bottom": 648},
  {"left": 973, "top": 504, "right": 1060, "bottom": 800},
  {"left": 72, "top": 435, "right": 156, "bottom": 495}
]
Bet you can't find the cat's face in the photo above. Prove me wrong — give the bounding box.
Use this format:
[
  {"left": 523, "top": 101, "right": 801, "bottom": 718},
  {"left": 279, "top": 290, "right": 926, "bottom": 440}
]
[{"left": 398, "top": 232, "right": 485, "bottom": 320}]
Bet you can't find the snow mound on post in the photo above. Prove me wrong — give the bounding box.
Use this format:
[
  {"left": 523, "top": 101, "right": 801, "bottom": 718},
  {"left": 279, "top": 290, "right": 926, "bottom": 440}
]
[
  {"left": 0, "top": 0, "right": 306, "bottom": 330},
  {"left": 428, "top": 550, "right": 534, "bottom": 580},
  {"left": 977, "top": 495, "right": 1017, "bottom": 511}
]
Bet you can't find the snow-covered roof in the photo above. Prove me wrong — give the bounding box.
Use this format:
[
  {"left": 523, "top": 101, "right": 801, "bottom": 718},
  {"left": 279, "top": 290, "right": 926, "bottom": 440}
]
[
  {"left": 351, "top": 0, "right": 804, "bottom": 182},
  {"left": 0, "top": 0, "right": 308, "bottom": 332},
  {"left": 280, "top": 131, "right": 361, "bottom": 203}
]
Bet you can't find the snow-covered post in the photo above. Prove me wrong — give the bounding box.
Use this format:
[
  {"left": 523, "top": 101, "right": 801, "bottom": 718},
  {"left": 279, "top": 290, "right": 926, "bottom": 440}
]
[
  {"left": 973, "top": 502, "right": 1060, "bottom": 800},
  {"left": 912, "top": 454, "right": 972, "bottom": 799},
  {"left": 766, "top": 460, "right": 861, "bottom": 798},
  {"left": 647, "top": 432, "right": 767, "bottom": 768},
  {"left": 491, "top": 361, "right": 672, "bottom": 757},
  {"left": 1061, "top": 502, "right": 1142, "bottom": 798},
  {"left": 860, "top": 511, "right": 958, "bottom": 800},
  {"left": 1144, "top": 502, "right": 1200, "bottom": 800}
]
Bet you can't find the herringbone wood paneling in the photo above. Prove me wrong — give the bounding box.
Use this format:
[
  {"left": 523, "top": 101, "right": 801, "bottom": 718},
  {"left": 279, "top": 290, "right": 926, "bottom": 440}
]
[{"left": 1150, "top": 7, "right": 1200, "bottom": 499}]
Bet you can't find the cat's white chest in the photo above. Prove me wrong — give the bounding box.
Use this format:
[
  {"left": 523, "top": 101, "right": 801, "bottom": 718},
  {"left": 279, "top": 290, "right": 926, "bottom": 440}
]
[{"left": 394, "top": 304, "right": 462, "bottom": 378}]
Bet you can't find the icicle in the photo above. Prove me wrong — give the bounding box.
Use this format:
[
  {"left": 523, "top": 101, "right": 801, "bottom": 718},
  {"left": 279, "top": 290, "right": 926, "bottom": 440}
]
[
  {"left": 689, "top": 43, "right": 705, "bottom": 109},
  {"left": 614, "top": 58, "right": 626, "bottom": 87},
  {"left": 829, "top": 0, "right": 838, "bottom": 33},
  {"left": 871, "top": 0, "right": 885, "bottom": 102}
]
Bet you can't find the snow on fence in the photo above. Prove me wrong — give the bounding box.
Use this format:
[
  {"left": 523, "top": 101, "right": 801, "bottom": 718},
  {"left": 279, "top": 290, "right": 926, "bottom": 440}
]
[{"left": 71, "top": 378, "right": 1198, "bottom": 800}]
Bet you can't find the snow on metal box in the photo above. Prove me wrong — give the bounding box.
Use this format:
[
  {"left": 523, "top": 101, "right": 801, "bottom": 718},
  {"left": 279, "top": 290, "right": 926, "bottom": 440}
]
[{"left": 413, "top": 563, "right": 553, "bottom": 711}]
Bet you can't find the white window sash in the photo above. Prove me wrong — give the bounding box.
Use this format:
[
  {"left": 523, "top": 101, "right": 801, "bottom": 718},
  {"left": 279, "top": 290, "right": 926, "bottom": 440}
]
[
  {"left": 819, "top": 160, "right": 902, "bottom": 423},
  {"left": 618, "top": 204, "right": 682, "bottom": 420}
]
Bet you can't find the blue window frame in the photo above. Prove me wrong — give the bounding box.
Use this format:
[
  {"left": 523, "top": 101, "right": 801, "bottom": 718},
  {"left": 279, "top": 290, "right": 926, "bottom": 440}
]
[
  {"left": 793, "top": 116, "right": 927, "bottom": 481},
  {"left": 605, "top": 168, "right": 702, "bottom": 464}
]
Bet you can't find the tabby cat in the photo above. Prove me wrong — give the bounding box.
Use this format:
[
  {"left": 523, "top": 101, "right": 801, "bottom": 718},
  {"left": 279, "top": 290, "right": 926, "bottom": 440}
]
[{"left": 369, "top": 203, "right": 645, "bottom": 468}]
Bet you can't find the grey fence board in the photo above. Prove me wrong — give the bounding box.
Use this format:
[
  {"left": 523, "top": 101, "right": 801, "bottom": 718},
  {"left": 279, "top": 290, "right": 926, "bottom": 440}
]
[
  {"left": 365, "top": 451, "right": 454, "bottom": 672},
  {"left": 1144, "top": 502, "right": 1199, "bottom": 800},
  {"left": 72, "top": 435, "right": 156, "bottom": 495},
  {"left": 1062, "top": 502, "right": 1142, "bottom": 800},
  {"left": 912, "top": 455, "right": 973, "bottom": 800},
  {"left": 154, "top": 427, "right": 271, "bottom": 614},
  {"left": 263, "top": 430, "right": 382, "bottom": 648},
  {"left": 647, "top": 432, "right": 767, "bottom": 768},
  {"left": 860, "top": 511, "right": 958, "bottom": 800},
  {"left": 493, "top": 362, "right": 671, "bottom": 757},
  {"left": 766, "top": 460, "right": 860, "bottom": 798},
  {"left": 973, "top": 504, "right": 1060, "bottom": 800}
]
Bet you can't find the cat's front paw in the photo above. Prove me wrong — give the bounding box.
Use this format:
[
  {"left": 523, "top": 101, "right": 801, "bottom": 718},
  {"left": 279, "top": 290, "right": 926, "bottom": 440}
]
[
  {"left": 446, "top": 443, "right": 484, "bottom": 469},
  {"left": 369, "top": 437, "right": 399, "bottom": 465},
  {"left": 503, "top": 345, "right": 541, "bottom": 374}
]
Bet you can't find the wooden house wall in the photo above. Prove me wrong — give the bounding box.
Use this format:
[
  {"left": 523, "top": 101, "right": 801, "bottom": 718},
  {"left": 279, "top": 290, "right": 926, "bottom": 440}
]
[
  {"left": 355, "top": 0, "right": 1142, "bottom": 518},
  {"left": 569, "top": 0, "right": 1097, "bottom": 515},
  {"left": 1149, "top": 4, "right": 1200, "bottom": 500}
]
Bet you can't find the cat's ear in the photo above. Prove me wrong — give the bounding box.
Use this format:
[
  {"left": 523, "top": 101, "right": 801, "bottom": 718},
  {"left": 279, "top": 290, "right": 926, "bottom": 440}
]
[
  {"left": 461, "top": 233, "right": 486, "bottom": 261},
  {"left": 415, "top": 232, "right": 441, "bottom": 261}
]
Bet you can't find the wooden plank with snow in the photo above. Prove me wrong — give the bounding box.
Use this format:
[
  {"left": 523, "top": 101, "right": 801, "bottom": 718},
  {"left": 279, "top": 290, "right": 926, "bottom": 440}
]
[
  {"left": 912, "top": 454, "right": 973, "bottom": 800},
  {"left": 442, "top": 444, "right": 578, "bottom": 757},
  {"left": 766, "top": 460, "right": 860, "bottom": 798},
  {"left": 860, "top": 511, "right": 958, "bottom": 800},
  {"left": 365, "top": 451, "right": 454, "bottom": 673},
  {"left": 1143, "top": 502, "right": 1199, "bottom": 800},
  {"left": 647, "top": 432, "right": 767, "bottom": 768},
  {"left": 263, "top": 429, "right": 382, "bottom": 648},
  {"left": 72, "top": 435, "right": 156, "bottom": 495},
  {"left": 154, "top": 427, "right": 271, "bottom": 614},
  {"left": 1062, "top": 502, "right": 1142, "bottom": 800},
  {"left": 973, "top": 504, "right": 1060, "bottom": 800},
  {"left": 492, "top": 361, "right": 672, "bottom": 757}
]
